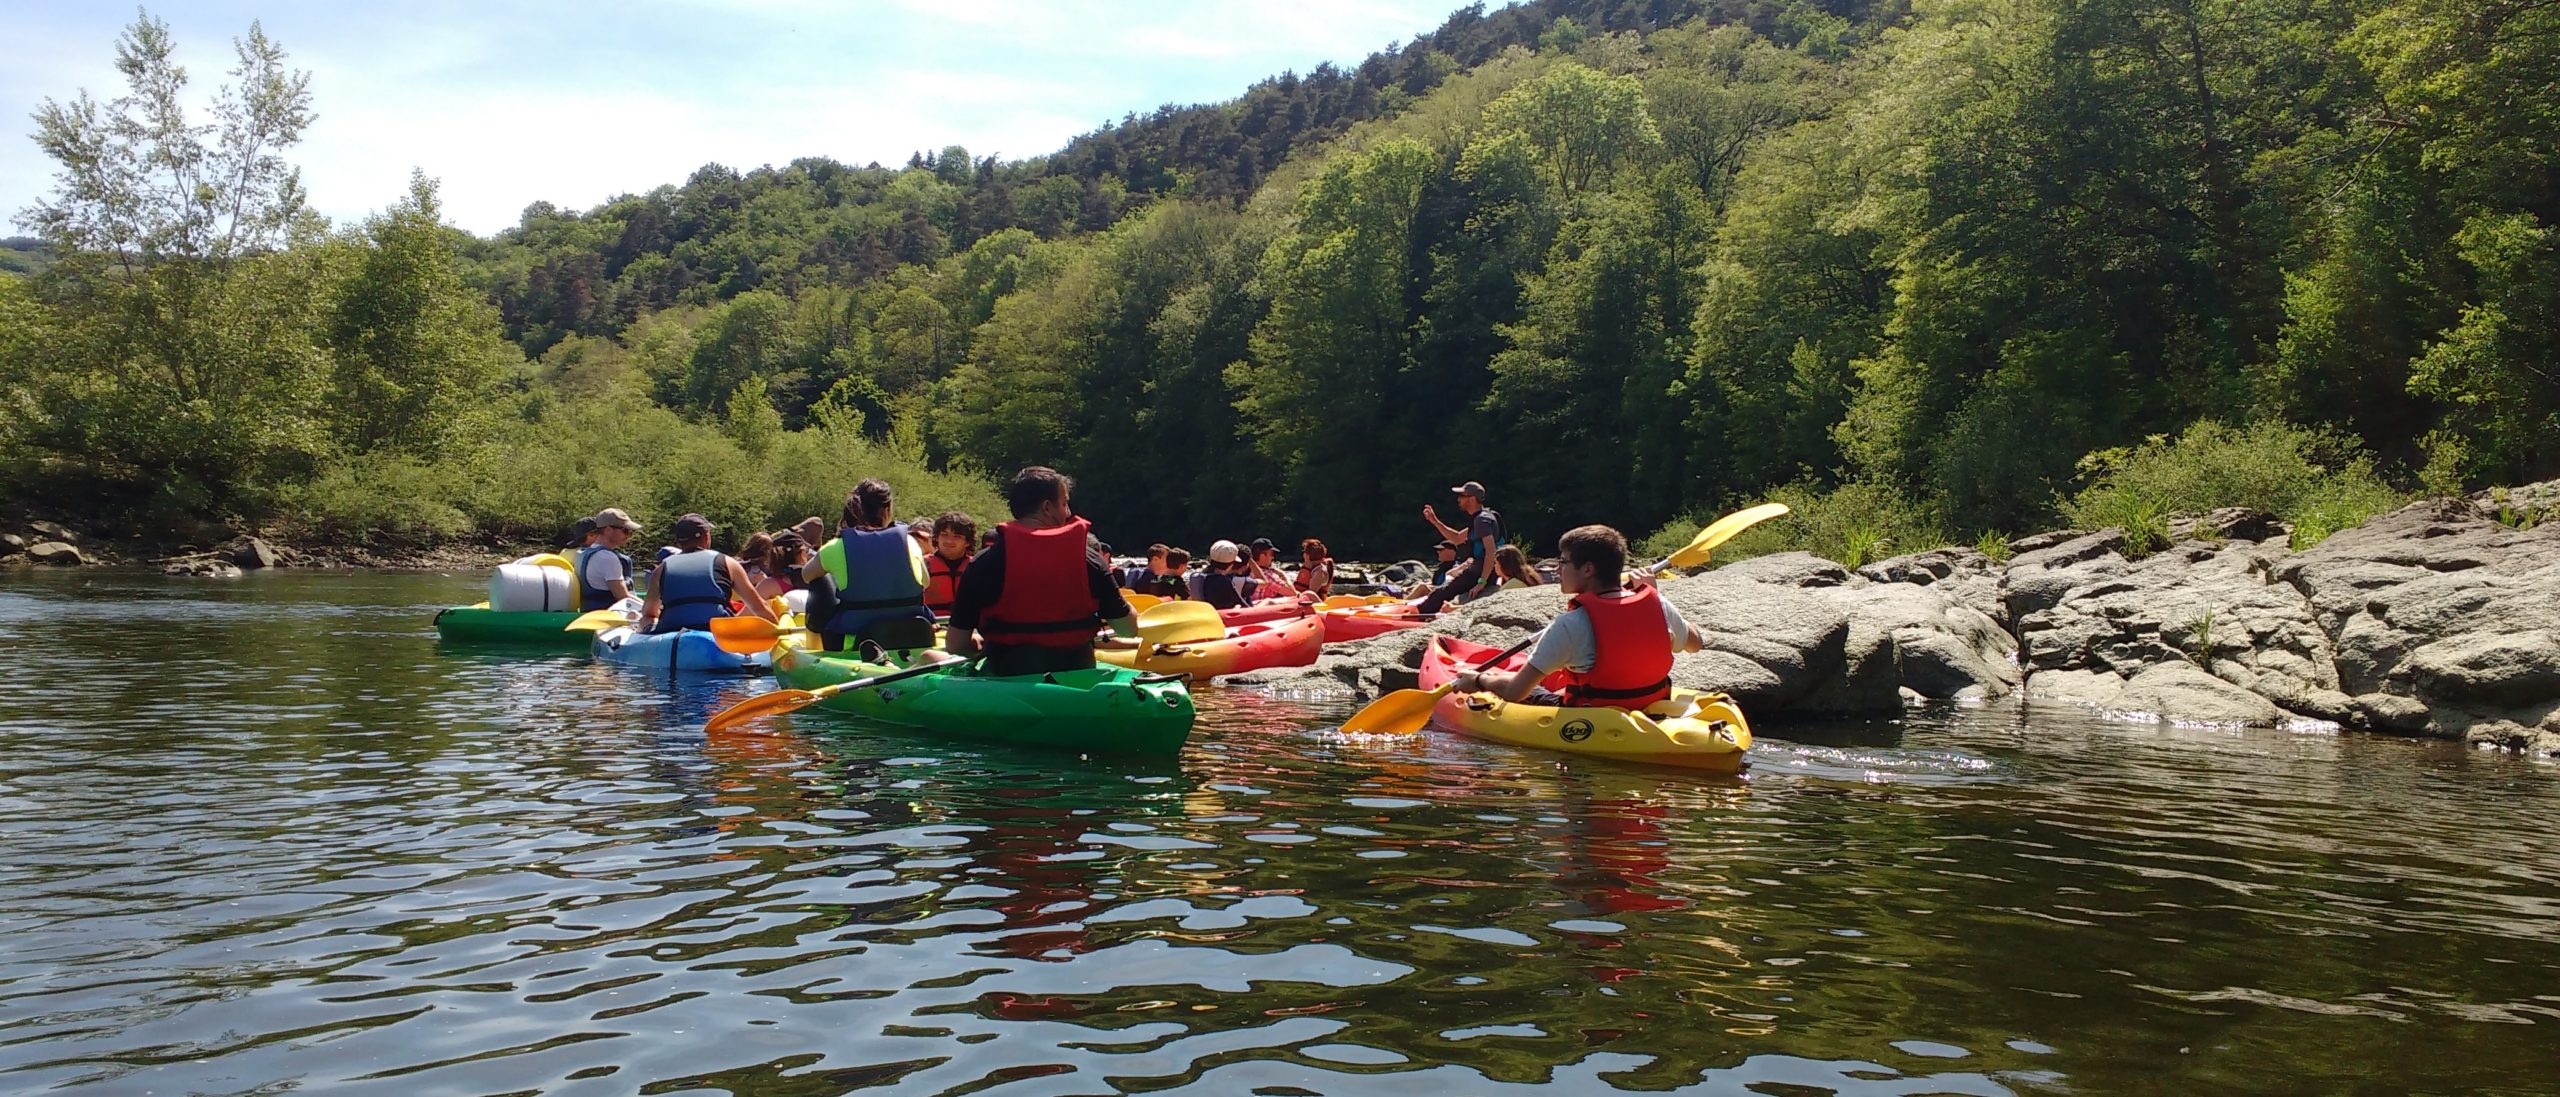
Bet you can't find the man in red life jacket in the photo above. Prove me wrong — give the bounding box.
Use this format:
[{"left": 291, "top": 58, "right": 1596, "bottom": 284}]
[
  {"left": 1448, "top": 524, "right": 1706, "bottom": 708},
  {"left": 944, "top": 466, "right": 1139, "bottom": 677}
]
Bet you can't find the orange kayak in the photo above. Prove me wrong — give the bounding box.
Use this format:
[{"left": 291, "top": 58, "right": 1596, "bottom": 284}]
[
  {"left": 1321, "top": 605, "right": 1432, "bottom": 643},
  {"left": 1097, "top": 612, "right": 1324, "bottom": 678}
]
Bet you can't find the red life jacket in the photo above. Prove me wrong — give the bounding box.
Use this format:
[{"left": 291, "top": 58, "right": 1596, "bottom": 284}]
[
  {"left": 978, "top": 518, "right": 1100, "bottom": 649},
  {"left": 1560, "top": 586, "right": 1674, "bottom": 710},
  {"left": 924, "top": 551, "right": 968, "bottom": 613}
]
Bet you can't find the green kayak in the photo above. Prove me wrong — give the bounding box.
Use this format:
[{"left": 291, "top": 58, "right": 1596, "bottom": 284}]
[
  {"left": 432, "top": 603, "right": 593, "bottom": 649},
  {"left": 771, "top": 642, "right": 1194, "bottom": 756}
]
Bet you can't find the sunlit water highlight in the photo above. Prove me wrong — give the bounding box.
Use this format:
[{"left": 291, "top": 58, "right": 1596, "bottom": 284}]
[{"left": 1, "top": 570, "right": 2554, "bottom": 1094}]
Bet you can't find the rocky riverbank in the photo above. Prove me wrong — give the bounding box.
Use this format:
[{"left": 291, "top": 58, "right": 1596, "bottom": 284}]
[
  {"left": 0, "top": 516, "right": 525, "bottom": 575},
  {"left": 1232, "top": 485, "right": 2560, "bottom": 757}
]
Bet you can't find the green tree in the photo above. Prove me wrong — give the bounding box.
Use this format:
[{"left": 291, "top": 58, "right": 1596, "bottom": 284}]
[{"left": 326, "top": 172, "right": 508, "bottom": 454}]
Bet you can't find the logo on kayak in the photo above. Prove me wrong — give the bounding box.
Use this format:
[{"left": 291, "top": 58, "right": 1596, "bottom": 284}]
[{"left": 1561, "top": 719, "right": 1594, "bottom": 743}]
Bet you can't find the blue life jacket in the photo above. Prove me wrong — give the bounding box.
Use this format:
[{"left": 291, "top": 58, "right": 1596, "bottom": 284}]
[
  {"left": 821, "top": 524, "right": 931, "bottom": 640},
  {"left": 575, "top": 544, "right": 630, "bottom": 611},
  {"left": 653, "top": 549, "right": 733, "bottom": 633}
]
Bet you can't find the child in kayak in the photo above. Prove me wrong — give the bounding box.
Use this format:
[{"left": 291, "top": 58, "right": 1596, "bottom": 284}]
[
  {"left": 923, "top": 511, "right": 977, "bottom": 618},
  {"left": 1446, "top": 525, "right": 1705, "bottom": 709}
]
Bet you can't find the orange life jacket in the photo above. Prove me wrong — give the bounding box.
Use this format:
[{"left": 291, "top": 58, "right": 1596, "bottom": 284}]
[
  {"left": 924, "top": 551, "right": 968, "bottom": 613},
  {"left": 1560, "top": 586, "right": 1674, "bottom": 710}
]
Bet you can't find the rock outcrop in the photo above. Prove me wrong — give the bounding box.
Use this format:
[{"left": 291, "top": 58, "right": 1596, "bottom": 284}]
[
  {"left": 1236, "top": 482, "right": 2560, "bottom": 756},
  {"left": 25, "top": 541, "right": 85, "bottom": 567}
]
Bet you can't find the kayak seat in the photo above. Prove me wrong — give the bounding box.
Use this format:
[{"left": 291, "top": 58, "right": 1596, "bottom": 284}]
[{"left": 856, "top": 616, "right": 938, "bottom": 652}]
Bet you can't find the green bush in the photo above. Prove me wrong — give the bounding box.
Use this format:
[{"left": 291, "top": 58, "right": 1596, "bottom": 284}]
[
  {"left": 1639, "top": 481, "right": 1944, "bottom": 570},
  {"left": 2063, "top": 421, "right": 2405, "bottom": 553},
  {"left": 280, "top": 396, "right": 1006, "bottom": 550}
]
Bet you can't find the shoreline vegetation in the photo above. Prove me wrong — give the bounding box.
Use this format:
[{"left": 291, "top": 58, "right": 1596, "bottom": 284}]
[{"left": 3, "top": 3, "right": 2556, "bottom": 745}]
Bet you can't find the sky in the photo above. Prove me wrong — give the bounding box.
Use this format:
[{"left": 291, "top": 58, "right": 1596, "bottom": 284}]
[{"left": 2, "top": 0, "right": 1460, "bottom": 236}]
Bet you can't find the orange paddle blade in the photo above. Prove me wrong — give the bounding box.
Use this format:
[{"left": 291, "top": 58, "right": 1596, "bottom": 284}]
[
  {"left": 705, "top": 688, "right": 821, "bottom": 732},
  {"left": 1338, "top": 684, "right": 1451, "bottom": 737}
]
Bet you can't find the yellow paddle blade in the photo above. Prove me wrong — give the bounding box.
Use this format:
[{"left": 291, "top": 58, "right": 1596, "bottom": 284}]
[
  {"left": 1339, "top": 684, "right": 1451, "bottom": 737},
  {"left": 1123, "top": 592, "right": 1163, "bottom": 612},
  {"left": 564, "top": 608, "right": 631, "bottom": 632},
  {"left": 709, "top": 616, "right": 801, "bottom": 654},
  {"left": 705, "top": 689, "right": 821, "bottom": 732},
  {"left": 1665, "top": 502, "right": 1792, "bottom": 569},
  {"left": 1137, "top": 599, "right": 1223, "bottom": 646}
]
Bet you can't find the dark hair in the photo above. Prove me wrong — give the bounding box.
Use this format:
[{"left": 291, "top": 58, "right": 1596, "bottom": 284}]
[
  {"left": 1495, "top": 544, "right": 1540, "bottom": 586},
  {"left": 1556, "top": 525, "right": 1628, "bottom": 578},
  {"left": 1147, "top": 542, "right": 1169, "bottom": 560},
  {"left": 739, "top": 531, "right": 775, "bottom": 570},
  {"left": 1165, "top": 547, "right": 1191, "bottom": 569},
  {"left": 1006, "top": 466, "right": 1071, "bottom": 519},
  {"left": 1300, "top": 538, "right": 1328, "bottom": 560},
  {"left": 771, "top": 531, "right": 808, "bottom": 564},
  {"left": 842, "top": 479, "right": 895, "bottom": 529},
  {"left": 933, "top": 511, "right": 978, "bottom": 545}
]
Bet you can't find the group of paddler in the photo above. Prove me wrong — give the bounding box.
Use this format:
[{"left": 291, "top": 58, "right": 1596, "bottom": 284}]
[{"left": 504, "top": 464, "right": 1785, "bottom": 767}]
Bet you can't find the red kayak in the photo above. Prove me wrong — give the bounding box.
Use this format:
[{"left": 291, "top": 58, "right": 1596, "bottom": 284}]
[
  {"left": 1420, "top": 634, "right": 1570, "bottom": 692},
  {"left": 1321, "top": 604, "right": 1433, "bottom": 643},
  {"left": 1220, "top": 598, "right": 1312, "bottom": 627}
]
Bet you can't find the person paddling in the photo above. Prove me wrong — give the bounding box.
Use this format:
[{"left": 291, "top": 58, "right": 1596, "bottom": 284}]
[
  {"left": 922, "top": 511, "right": 978, "bottom": 619},
  {"left": 1447, "top": 525, "right": 1705, "bottom": 708},
  {"left": 638, "top": 514, "right": 778, "bottom": 635},
  {"left": 804, "top": 479, "right": 936, "bottom": 652},
  {"left": 576, "top": 508, "right": 640, "bottom": 611},
  {"left": 944, "top": 466, "right": 1138, "bottom": 677}
]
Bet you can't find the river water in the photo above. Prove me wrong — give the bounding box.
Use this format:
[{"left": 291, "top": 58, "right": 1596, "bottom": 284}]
[{"left": 0, "top": 570, "right": 2553, "bottom": 1095}]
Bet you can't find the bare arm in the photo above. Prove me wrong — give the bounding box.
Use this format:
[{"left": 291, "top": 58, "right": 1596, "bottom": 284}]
[
  {"left": 1455, "top": 663, "right": 1546, "bottom": 703},
  {"left": 1421, "top": 504, "right": 1464, "bottom": 543},
  {"left": 727, "top": 558, "right": 779, "bottom": 622}
]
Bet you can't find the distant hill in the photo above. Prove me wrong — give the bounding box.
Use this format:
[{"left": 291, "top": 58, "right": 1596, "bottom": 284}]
[{"left": 0, "top": 237, "right": 50, "bottom": 277}]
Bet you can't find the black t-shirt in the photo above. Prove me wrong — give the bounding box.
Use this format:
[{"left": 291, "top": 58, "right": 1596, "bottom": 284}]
[
  {"left": 947, "top": 536, "right": 1132, "bottom": 635},
  {"left": 1467, "top": 507, "right": 1503, "bottom": 587}
]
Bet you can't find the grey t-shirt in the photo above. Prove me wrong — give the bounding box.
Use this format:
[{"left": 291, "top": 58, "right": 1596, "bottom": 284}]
[{"left": 1525, "top": 595, "right": 1693, "bottom": 675}]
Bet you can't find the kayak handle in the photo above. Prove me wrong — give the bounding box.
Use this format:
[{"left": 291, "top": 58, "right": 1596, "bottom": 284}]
[{"left": 1132, "top": 672, "right": 1192, "bottom": 686}]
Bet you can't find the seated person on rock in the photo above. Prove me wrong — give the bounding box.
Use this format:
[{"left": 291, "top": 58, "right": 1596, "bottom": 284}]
[
  {"left": 1447, "top": 525, "right": 1705, "bottom": 710},
  {"left": 922, "top": 511, "right": 978, "bottom": 620},
  {"left": 944, "top": 466, "right": 1138, "bottom": 677},
  {"left": 576, "top": 508, "right": 641, "bottom": 611},
  {"left": 638, "top": 514, "right": 779, "bottom": 635},
  {"left": 803, "top": 479, "right": 938, "bottom": 653},
  {"left": 1245, "top": 538, "right": 1295, "bottom": 600}
]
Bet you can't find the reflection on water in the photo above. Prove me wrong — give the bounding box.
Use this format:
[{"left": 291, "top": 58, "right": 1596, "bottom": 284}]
[{"left": 0, "top": 570, "right": 2555, "bottom": 1094}]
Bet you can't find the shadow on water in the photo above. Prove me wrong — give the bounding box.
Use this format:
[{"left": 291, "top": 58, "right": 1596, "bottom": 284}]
[{"left": 0, "top": 570, "right": 2555, "bottom": 1094}]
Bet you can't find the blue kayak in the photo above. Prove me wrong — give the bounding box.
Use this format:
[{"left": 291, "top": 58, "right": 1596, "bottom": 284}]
[{"left": 591, "top": 625, "right": 770, "bottom": 674}]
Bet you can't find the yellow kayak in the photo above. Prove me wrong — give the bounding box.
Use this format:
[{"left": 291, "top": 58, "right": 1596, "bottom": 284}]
[{"left": 1427, "top": 688, "right": 1752, "bottom": 772}]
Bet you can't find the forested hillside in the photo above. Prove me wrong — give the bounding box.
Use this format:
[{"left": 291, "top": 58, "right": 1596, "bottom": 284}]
[{"left": 5, "top": 0, "right": 2555, "bottom": 562}]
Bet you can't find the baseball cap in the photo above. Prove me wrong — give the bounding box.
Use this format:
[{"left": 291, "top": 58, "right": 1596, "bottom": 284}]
[
  {"left": 1209, "top": 539, "right": 1241, "bottom": 563},
  {"left": 592, "top": 507, "right": 640, "bottom": 531},
  {"left": 1248, "top": 537, "right": 1275, "bottom": 555},
  {"left": 670, "top": 513, "right": 713, "bottom": 541},
  {"left": 1450, "top": 480, "right": 1487, "bottom": 498},
  {"left": 1435, "top": 540, "right": 1459, "bottom": 552}
]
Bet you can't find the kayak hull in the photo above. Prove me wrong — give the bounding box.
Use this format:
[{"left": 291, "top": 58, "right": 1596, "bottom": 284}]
[
  {"left": 1219, "top": 599, "right": 1311, "bottom": 627},
  {"left": 772, "top": 642, "right": 1194, "bottom": 756},
  {"left": 432, "top": 604, "right": 590, "bottom": 649},
  {"left": 1098, "top": 612, "right": 1325, "bottom": 678},
  {"left": 594, "top": 625, "right": 771, "bottom": 674},
  {"left": 1321, "top": 606, "right": 1430, "bottom": 644},
  {"left": 1420, "top": 635, "right": 1751, "bottom": 772}
]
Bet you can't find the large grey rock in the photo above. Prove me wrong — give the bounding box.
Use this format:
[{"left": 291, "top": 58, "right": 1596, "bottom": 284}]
[
  {"left": 27, "top": 520, "right": 77, "bottom": 543},
  {"left": 1233, "top": 551, "right": 2018, "bottom": 717},
  {"left": 228, "top": 536, "right": 282, "bottom": 570},
  {"left": 26, "top": 541, "right": 85, "bottom": 566},
  {"left": 0, "top": 534, "right": 21, "bottom": 558},
  {"left": 2000, "top": 529, "right": 2130, "bottom": 622}
]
